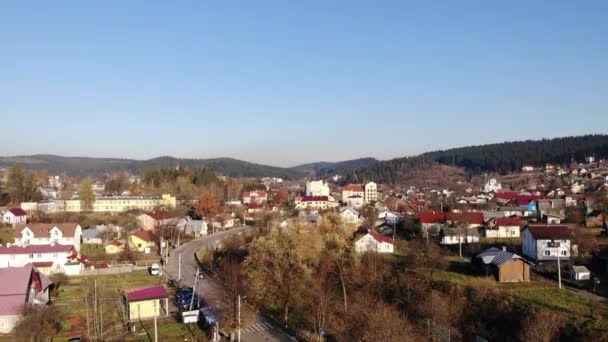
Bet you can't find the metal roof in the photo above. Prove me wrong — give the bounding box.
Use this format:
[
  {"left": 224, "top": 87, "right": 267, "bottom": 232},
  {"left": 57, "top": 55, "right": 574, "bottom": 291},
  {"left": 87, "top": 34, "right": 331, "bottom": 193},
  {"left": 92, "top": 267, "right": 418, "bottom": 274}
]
[{"left": 476, "top": 247, "right": 524, "bottom": 267}]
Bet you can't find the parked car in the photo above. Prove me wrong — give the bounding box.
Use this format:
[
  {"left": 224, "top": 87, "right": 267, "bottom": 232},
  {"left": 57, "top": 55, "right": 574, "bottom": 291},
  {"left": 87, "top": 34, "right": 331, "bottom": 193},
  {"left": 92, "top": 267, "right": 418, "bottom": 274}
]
[{"left": 150, "top": 263, "right": 161, "bottom": 276}]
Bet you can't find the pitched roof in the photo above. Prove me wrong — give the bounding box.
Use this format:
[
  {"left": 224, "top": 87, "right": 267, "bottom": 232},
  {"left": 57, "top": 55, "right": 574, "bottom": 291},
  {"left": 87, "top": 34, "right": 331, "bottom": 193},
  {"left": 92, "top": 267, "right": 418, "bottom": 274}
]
[
  {"left": 366, "top": 230, "right": 394, "bottom": 244},
  {"left": 143, "top": 211, "right": 175, "bottom": 221},
  {"left": 496, "top": 217, "right": 521, "bottom": 226},
  {"left": 126, "top": 284, "right": 168, "bottom": 302},
  {"left": 476, "top": 247, "right": 525, "bottom": 267},
  {"left": 343, "top": 184, "right": 364, "bottom": 192},
  {"left": 419, "top": 211, "right": 447, "bottom": 224},
  {"left": 442, "top": 227, "right": 480, "bottom": 237},
  {"left": 517, "top": 195, "right": 551, "bottom": 206},
  {"left": 131, "top": 230, "right": 156, "bottom": 242},
  {"left": 446, "top": 212, "right": 484, "bottom": 225},
  {"left": 8, "top": 208, "right": 27, "bottom": 216},
  {"left": 0, "top": 264, "right": 52, "bottom": 315},
  {"left": 299, "top": 196, "right": 328, "bottom": 202},
  {"left": 0, "top": 244, "right": 74, "bottom": 255},
  {"left": 494, "top": 192, "right": 519, "bottom": 201},
  {"left": 15, "top": 223, "right": 80, "bottom": 237},
  {"left": 524, "top": 225, "right": 571, "bottom": 240}
]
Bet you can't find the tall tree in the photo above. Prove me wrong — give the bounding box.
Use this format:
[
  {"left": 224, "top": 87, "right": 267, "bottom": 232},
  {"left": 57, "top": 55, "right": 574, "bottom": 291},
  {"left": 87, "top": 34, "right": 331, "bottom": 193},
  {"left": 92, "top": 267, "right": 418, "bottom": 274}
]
[
  {"left": 8, "top": 163, "right": 25, "bottom": 204},
  {"left": 196, "top": 190, "right": 220, "bottom": 218},
  {"left": 242, "top": 227, "right": 314, "bottom": 326},
  {"left": 79, "top": 177, "right": 96, "bottom": 211}
]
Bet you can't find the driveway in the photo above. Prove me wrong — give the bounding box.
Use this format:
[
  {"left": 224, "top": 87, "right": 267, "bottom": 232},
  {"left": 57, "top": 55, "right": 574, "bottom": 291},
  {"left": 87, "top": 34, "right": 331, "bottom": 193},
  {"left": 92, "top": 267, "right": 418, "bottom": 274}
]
[{"left": 163, "top": 227, "right": 295, "bottom": 342}]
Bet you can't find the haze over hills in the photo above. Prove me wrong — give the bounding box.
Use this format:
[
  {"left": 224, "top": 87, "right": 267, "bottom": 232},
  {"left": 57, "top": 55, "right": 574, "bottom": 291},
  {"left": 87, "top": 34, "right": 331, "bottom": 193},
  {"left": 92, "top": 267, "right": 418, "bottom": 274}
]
[{"left": 1, "top": 135, "right": 607, "bottom": 180}]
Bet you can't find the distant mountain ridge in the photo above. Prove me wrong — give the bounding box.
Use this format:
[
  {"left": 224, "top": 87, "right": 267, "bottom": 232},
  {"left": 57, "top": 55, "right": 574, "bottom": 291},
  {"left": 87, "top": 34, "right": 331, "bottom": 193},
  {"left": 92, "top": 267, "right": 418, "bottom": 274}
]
[
  {"left": 0, "top": 154, "right": 375, "bottom": 179},
  {"left": 345, "top": 134, "right": 608, "bottom": 184},
  {"left": 290, "top": 158, "right": 379, "bottom": 177}
]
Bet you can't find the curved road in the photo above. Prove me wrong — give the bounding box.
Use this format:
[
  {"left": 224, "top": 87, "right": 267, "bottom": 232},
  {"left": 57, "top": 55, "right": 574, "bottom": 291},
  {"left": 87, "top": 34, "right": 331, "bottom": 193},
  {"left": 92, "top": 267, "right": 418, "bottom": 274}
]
[{"left": 163, "top": 227, "right": 295, "bottom": 342}]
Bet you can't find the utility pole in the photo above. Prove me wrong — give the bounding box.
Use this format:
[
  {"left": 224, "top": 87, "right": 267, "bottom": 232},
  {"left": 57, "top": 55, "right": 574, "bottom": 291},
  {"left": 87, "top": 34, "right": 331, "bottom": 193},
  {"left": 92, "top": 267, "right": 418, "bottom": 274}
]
[
  {"left": 238, "top": 295, "right": 242, "bottom": 342},
  {"left": 458, "top": 225, "right": 463, "bottom": 258},
  {"left": 178, "top": 253, "right": 182, "bottom": 282},
  {"left": 94, "top": 280, "right": 98, "bottom": 340},
  {"left": 557, "top": 244, "right": 562, "bottom": 290},
  {"left": 153, "top": 301, "right": 158, "bottom": 342}
]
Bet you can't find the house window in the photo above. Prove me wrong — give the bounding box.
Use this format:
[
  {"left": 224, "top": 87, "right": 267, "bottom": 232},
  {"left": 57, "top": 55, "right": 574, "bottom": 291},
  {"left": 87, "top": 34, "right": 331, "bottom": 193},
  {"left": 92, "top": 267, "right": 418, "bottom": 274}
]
[
  {"left": 29, "top": 254, "right": 34, "bottom": 259},
  {"left": 53, "top": 253, "right": 58, "bottom": 258},
  {"left": 37, "top": 253, "right": 42, "bottom": 259},
  {"left": 54, "top": 231, "right": 58, "bottom": 236},
  {"left": 561, "top": 250, "right": 567, "bottom": 256},
  {"left": 544, "top": 250, "right": 551, "bottom": 256}
]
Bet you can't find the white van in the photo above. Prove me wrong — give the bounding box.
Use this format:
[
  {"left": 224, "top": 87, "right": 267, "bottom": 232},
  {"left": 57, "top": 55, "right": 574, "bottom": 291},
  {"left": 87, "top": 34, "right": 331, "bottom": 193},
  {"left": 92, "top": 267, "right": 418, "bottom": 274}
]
[{"left": 150, "top": 263, "right": 161, "bottom": 276}]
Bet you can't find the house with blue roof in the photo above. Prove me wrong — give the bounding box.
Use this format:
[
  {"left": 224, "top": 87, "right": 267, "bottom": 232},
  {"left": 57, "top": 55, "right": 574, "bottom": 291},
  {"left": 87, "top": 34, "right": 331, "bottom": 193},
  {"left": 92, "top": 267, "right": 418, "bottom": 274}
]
[{"left": 475, "top": 247, "right": 531, "bottom": 283}]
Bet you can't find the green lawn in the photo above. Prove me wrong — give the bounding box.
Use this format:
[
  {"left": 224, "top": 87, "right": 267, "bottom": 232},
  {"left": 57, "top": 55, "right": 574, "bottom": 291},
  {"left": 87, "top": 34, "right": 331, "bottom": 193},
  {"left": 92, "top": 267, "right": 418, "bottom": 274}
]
[{"left": 0, "top": 228, "right": 15, "bottom": 244}]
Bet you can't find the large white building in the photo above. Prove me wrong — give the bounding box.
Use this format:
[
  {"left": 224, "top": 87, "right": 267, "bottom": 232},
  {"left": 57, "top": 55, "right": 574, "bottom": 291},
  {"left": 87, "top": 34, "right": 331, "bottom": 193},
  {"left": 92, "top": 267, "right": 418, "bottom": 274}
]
[
  {"left": 305, "top": 180, "right": 330, "bottom": 197},
  {"left": 342, "top": 182, "right": 377, "bottom": 204},
  {"left": 22, "top": 194, "right": 177, "bottom": 213},
  {"left": 13, "top": 223, "right": 83, "bottom": 253},
  {"left": 0, "top": 244, "right": 77, "bottom": 275},
  {"left": 483, "top": 178, "right": 502, "bottom": 193}
]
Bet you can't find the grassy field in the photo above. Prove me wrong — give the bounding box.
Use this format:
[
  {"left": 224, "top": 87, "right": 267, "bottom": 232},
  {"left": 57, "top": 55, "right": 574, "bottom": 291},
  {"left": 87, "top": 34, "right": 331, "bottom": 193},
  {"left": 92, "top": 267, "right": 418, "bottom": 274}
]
[
  {"left": 0, "top": 228, "right": 14, "bottom": 244},
  {"left": 412, "top": 258, "right": 608, "bottom": 335}
]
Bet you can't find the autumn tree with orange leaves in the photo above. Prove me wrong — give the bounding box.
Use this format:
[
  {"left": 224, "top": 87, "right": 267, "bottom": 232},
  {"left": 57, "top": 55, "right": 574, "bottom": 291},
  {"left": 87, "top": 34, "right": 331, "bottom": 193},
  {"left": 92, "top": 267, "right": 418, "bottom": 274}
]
[{"left": 196, "top": 190, "right": 220, "bottom": 218}]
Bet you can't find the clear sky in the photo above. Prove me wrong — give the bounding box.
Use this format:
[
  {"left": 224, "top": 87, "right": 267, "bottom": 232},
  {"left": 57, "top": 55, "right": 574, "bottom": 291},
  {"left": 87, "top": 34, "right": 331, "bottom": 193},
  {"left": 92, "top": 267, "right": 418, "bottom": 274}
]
[{"left": 1, "top": 1, "right": 606, "bottom": 167}]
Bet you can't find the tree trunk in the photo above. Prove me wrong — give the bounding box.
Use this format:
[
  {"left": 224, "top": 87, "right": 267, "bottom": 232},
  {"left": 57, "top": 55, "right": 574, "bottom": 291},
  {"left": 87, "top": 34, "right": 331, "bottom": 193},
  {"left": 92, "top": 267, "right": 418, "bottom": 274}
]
[
  {"left": 337, "top": 262, "right": 348, "bottom": 312},
  {"left": 283, "top": 301, "right": 289, "bottom": 327}
]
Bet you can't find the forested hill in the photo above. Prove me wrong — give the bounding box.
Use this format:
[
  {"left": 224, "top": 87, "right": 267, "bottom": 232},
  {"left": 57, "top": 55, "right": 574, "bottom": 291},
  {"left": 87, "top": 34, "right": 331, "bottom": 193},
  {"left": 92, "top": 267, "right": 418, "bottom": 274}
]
[
  {"left": 290, "top": 158, "right": 379, "bottom": 177},
  {"left": 345, "top": 134, "right": 608, "bottom": 184},
  {"left": 0, "top": 155, "right": 375, "bottom": 179}
]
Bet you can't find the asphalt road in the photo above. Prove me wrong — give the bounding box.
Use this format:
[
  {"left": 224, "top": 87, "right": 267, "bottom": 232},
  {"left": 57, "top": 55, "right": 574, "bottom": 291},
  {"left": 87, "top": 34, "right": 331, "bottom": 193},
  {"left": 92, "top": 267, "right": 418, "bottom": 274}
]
[{"left": 163, "top": 227, "right": 295, "bottom": 342}]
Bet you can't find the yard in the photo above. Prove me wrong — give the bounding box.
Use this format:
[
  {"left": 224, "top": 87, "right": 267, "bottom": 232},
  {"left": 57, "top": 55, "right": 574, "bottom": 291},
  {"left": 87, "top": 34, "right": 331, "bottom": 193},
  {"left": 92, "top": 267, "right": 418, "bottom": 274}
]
[{"left": 50, "top": 270, "right": 208, "bottom": 340}]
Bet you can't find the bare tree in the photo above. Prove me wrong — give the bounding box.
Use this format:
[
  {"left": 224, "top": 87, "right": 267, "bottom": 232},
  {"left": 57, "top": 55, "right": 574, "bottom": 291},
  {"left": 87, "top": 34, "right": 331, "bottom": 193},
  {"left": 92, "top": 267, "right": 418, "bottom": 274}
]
[{"left": 520, "top": 308, "right": 564, "bottom": 342}]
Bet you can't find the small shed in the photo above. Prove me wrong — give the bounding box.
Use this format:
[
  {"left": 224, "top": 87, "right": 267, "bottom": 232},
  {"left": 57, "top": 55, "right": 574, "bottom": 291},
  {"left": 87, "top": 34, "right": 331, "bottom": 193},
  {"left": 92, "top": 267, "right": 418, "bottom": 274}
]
[
  {"left": 475, "top": 247, "right": 531, "bottom": 283},
  {"left": 126, "top": 284, "right": 169, "bottom": 321},
  {"left": 571, "top": 266, "right": 591, "bottom": 281}
]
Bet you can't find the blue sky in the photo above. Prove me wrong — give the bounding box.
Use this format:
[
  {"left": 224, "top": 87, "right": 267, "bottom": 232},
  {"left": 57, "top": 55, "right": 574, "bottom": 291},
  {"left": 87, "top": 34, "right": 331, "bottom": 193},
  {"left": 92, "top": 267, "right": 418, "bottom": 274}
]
[{"left": 1, "top": 1, "right": 606, "bottom": 166}]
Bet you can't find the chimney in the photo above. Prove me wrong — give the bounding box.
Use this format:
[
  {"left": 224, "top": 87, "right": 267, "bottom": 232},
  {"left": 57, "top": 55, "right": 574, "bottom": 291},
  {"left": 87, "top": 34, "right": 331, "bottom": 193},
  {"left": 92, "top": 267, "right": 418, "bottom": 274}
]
[{"left": 502, "top": 246, "right": 507, "bottom": 252}]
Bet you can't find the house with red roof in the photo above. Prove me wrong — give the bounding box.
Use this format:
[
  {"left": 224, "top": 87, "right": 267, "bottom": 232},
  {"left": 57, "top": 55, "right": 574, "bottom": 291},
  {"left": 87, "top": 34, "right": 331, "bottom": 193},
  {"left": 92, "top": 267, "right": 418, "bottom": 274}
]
[
  {"left": 0, "top": 264, "right": 53, "bottom": 333},
  {"left": 136, "top": 211, "right": 178, "bottom": 231},
  {"left": 485, "top": 217, "right": 521, "bottom": 238},
  {"left": 129, "top": 230, "right": 157, "bottom": 253},
  {"left": 126, "top": 284, "right": 169, "bottom": 321},
  {"left": 0, "top": 244, "right": 77, "bottom": 275},
  {"left": 13, "top": 223, "right": 83, "bottom": 253},
  {"left": 2, "top": 208, "right": 27, "bottom": 226},
  {"left": 243, "top": 191, "right": 268, "bottom": 204},
  {"left": 355, "top": 230, "right": 394, "bottom": 254},
  {"left": 522, "top": 225, "right": 573, "bottom": 261}
]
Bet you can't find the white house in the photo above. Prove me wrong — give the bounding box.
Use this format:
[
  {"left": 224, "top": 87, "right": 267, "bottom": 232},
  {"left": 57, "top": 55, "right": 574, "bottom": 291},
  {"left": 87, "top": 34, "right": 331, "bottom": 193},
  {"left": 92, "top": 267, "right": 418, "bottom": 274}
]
[
  {"left": 306, "top": 180, "right": 330, "bottom": 197},
  {"left": 339, "top": 207, "right": 361, "bottom": 225},
  {"left": 485, "top": 217, "right": 521, "bottom": 238},
  {"left": 13, "top": 223, "right": 83, "bottom": 253},
  {"left": 0, "top": 244, "right": 77, "bottom": 275},
  {"left": 354, "top": 231, "right": 394, "bottom": 254},
  {"left": 0, "top": 264, "right": 52, "bottom": 333},
  {"left": 522, "top": 225, "right": 572, "bottom": 261},
  {"left": 440, "top": 228, "right": 480, "bottom": 245},
  {"left": 483, "top": 178, "right": 502, "bottom": 193},
  {"left": 378, "top": 210, "right": 400, "bottom": 224},
  {"left": 344, "top": 195, "right": 364, "bottom": 208},
  {"left": 242, "top": 191, "right": 268, "bottom": 204},
  {"left": 295, "top": 196, "right": 338, "bottom": 210},
  {"left": 342, "top": 182, "right": 377, "bottom": 204},
  {"left": 2, "top": 208, "right": 28, "bottom": 226}
]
